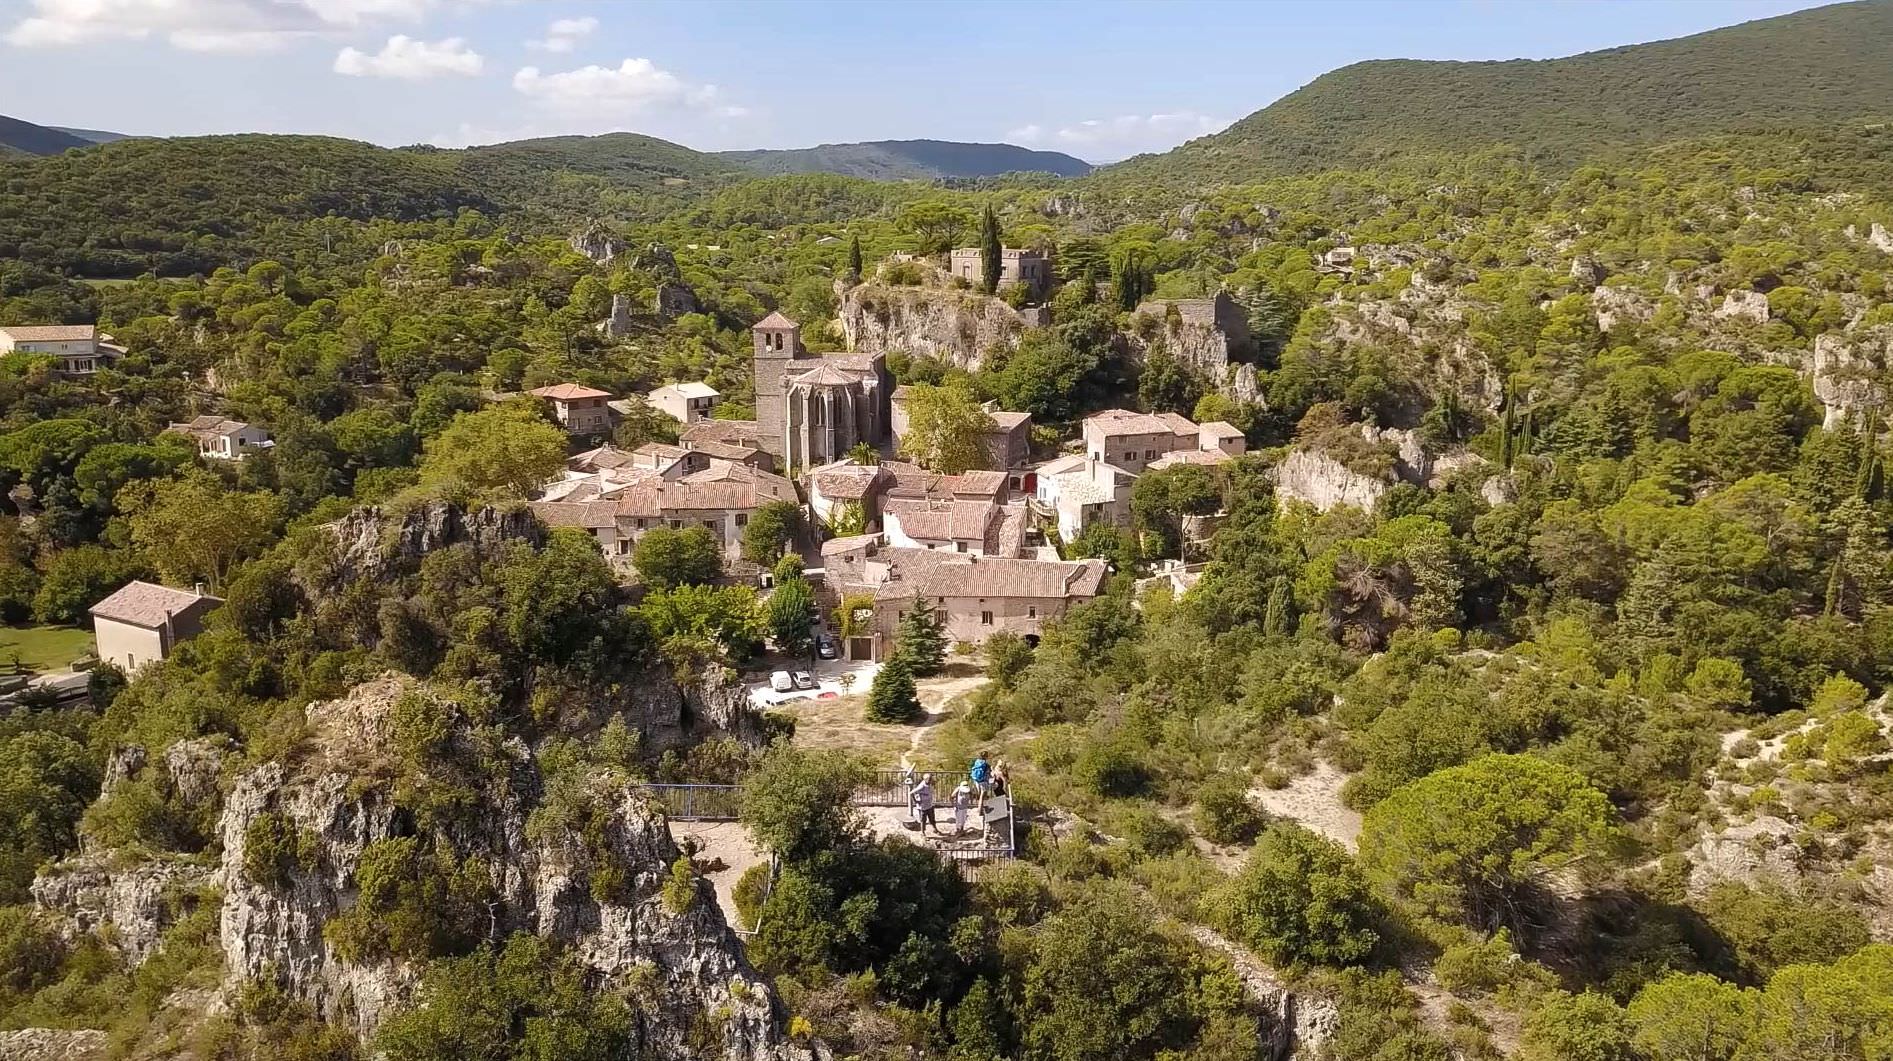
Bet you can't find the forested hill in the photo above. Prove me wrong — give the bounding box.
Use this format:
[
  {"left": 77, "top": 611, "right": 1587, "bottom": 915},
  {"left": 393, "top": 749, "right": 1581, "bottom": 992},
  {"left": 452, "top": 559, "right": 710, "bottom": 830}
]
[
  {"left": 718, "top": 139, "right": 1092, "bottom": 179},
  {"left": 0, "top": 131, "right": 741, "bottom": 280},
  {"left": 0, "top": 114, "right": 92, "bottom": 157},
  {"left": 1101, "top": 0, "right": 1893, "bottom": 186}
]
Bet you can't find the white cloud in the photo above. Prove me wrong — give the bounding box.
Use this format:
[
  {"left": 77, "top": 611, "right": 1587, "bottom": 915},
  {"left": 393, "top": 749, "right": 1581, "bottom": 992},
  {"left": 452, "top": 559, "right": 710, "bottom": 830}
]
[
  {"left": 526, "top": 15, "right": 596, "bottom": 53},
  {"left": 1008, "top": 111, "right": 1225, "bottom": 160},
  {"left": 5, "top": 0, "right": 430, "bottom": 53},
  {"left": 335, "top": 34, "right": 481, "bottom": 78},
  {"left": 512, "top": 58, "right": 746, "bottom": 118}
]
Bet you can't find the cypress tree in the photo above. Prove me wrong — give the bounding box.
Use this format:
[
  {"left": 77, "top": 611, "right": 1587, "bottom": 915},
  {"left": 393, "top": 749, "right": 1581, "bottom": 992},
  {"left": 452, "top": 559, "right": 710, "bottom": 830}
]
[
  {"left": 847, "top": 234, "right": 863, "bottom": 283},
  {"left": 865, "top": 653, "right": 921, "bottom": 723},
  {"left": 979, "top": 204, "right": 1002, "bottom": 294},
  {"left": 896, "top": 604, "right": 948, "bottom": 676}
]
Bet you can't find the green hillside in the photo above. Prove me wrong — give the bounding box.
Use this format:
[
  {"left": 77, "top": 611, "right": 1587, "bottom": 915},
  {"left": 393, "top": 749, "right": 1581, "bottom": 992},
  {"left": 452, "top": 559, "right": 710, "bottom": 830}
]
[
  {"left": 719, "top": 139, "right": 1092, "bottom": 180},
  {"left": 0, "top": 114, "right": 92, "bottom": 157},
  {"left": 1102, "top": 0, "right": 1893, "bottom": 186},
  {"left": 0, "top": 130, "right": 738, "bottom": 279}
]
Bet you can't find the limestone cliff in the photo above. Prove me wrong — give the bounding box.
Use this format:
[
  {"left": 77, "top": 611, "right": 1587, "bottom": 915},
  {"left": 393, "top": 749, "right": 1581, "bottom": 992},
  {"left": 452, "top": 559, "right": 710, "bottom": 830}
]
[{"left": 839, "top": 283, "right": 1027, "bottom": 369}]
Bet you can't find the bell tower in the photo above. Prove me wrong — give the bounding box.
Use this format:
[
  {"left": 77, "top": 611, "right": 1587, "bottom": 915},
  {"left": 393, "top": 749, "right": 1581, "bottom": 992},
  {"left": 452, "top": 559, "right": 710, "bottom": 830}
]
[{"left": 752, "top": 311, "right": 802, "bottom": 465}]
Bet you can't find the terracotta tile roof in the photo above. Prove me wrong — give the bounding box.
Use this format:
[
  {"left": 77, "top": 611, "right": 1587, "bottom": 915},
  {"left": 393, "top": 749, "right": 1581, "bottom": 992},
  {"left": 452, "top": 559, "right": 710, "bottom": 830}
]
[
  {"left": 652, "top": 381, "right": 718, "bottom": 399},
  {"left": 661, "top": 460, "right": 795, "bottom": 512},
  {"left": 1, "top": 324, "right": 96, "bottom": 342},
  {"left": 530, "top": 383, "right": 613, "bottom": 401},
  {"left": 1034, "top": 454, "right": 1089, "bottom": 477},
  {"left": 988, "top": 411, "right": 1031, "bottom": 430},
  {"left": 687, "top": 440, "right": 760, "bottom": 463},
  {"left": 530, "top": 500, "right": 620, "bottom": 530},
  {"left": 873, "top": 549, "right": 1107, "bottom": 602},
  {"left": 788, "top": 362, "right": 863, "bottom": 388},
  {"left": 1199, "top": 420, "right": 1245, "bottom": 439},
  {"left": 822, "top": 533, "right": 881, "bottom": 556},
  {"left": 885, "top": 498, "right": 999, "bottom": 544},
  {"left": 809, "top": 460, "right": 884, "bottom": 501},
  {"left": 754, "top": 311, "right": 798, "bottom": 330},
  {"left": 681, "top": 419, "right": 761, "bottom": 446},
  {"left": 1149, "top": 449, "right": 1234, "bottom": 470},
  {"left": 570, "top": 444, "right": 636, "bottom": 472},
  {"left": 90, "top": 580, "right": 220, "bottom": 628},
  {"left": 1086, "top": 408, "right": 1192, "bottom": 438},
  {"left": 946, "top": 470, "right": 1007, "bottom": 498}
]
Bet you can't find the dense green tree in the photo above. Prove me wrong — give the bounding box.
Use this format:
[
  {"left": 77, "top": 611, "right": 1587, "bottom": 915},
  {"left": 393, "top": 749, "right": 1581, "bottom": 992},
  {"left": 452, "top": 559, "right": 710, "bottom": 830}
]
[
  {"left": 895, "top": 604, "right": 948, "bottom": 675},
  {"left": 898, "top": 382, "right": 995, "bottom": 474},
  {"left": 979, "top": 203, "right": 1003, "bottom": 294},
  {"left": 375, "top": 934, "right": 633, "bottom": 1061},
  {"left": 741, "top": 499, "right": 803, "bottom": 566},
  {"left": 1223, "top": 822, "right": 1380, "bottom": 966},
  {"left": 418, "top": 403, "right": 567, "bottom": 499},
  {"left": 767, "top": 577, "right": 816, "bottom": 657},
  {"left": 865, "top": 653, "right": 921, "bottom": 723},
  {"left": 1359, "top": 754, "right": 1617, "bottom": 932},
  {"left": 632, "top": 526, "right": 722, "bottom": 590},
  {"left": 739, "top": 747, "right": 865, "bottom": 862}
]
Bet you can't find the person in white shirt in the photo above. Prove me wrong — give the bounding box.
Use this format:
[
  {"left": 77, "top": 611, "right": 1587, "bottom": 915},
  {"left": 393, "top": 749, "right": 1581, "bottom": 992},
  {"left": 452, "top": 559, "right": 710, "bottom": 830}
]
[{"left": 951, "top": 781, "right": 974, "bottom": 836}]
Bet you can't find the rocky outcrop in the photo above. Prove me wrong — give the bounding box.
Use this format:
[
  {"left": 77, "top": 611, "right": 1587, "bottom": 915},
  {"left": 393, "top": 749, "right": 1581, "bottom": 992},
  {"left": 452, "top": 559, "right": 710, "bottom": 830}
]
[
  {"left": 1124, "top": 293, "right": 1256, "bottom": 399},
  {"left": 1687, "top": 815, "right": 1802, "bottom": 894},
  {"left": 1185, "top": 925, "right": 1339, "bottom": 1061},
  {"left": 570, "top": 222, "right": 626, "bottom": 265},
  {"left": 1590, "top": 284, "right": 1656, "bottom": 334},
  {"left": 1272, "top": 450, "right": 1390, "bottom": 513},
  {"left": 1715, "top": 289, "right": 1771, "bottom": 324},
  {"left": 319, "top": 500, "right": 543, "bottom": 592},
  {"left": 1807, "top": 328, "right": 1892, "bottom": 429},
  {"left": 839, "top": 283, "right": 1026, "bottom": 369},
  {"left": 1872, "top": 222, "right": 1893, "bottom": 255},
  {"left": 32, "top": 856, "right": 217, "bottom": 964},
  {"left": 0, "top": 1030, "right": 107, "bottom": 1060},
  {"left": 600, "top": 292, "right": 636, "bottom": 338},
  {"left": 216, "top": 675, "right": 817, "bottom": 1057}
]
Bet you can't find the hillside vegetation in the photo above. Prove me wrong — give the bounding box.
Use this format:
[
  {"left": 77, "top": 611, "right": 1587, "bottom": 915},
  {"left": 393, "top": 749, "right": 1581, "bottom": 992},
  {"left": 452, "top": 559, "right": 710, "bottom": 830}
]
[
  {"left": 720, "top": 138, "right": 1092, "bottom": 180},
  {"left": 1104, "top": 0, "right": 1893, "bottom": 186}
]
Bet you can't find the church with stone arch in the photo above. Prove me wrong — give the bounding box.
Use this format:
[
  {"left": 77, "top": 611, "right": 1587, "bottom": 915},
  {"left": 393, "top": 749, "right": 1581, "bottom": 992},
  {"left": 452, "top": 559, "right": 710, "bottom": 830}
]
[{"left": 752, "top": 311, "right": 891, "bottom": 473}]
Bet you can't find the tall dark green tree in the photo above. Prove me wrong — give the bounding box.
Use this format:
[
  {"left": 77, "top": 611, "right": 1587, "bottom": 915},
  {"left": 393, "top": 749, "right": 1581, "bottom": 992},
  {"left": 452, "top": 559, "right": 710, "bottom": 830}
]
[
  {"left": 896, "top": 604, "right": 947, "bottom": 676},
  {"left": 847, "top": 233, "right": 864, "bottom": 283},
  {"left": 979, "top": 203, "right": 1002, "bottom": 294},
  {"left": 865, "top": 653, "right": 921, "bottom": 723}
]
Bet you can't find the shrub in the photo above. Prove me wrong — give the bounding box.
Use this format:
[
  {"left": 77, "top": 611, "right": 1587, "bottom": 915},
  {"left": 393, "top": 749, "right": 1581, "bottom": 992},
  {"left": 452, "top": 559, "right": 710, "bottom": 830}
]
[
  {"left": 1223, "top": 822, "right": 1379, "bottom": 967},
  {"left": 1522, "top": 991, "right": 1635, "bottom": 1061},
  {"left": 660, "top": 856, "right": 697, "bottom": 915},
  {"left": 242, "top": 811, "right": 317, "bottom": 891},
  {"left": 1194, "top": 773, "right": 1266, "bottom": 845},
  {"left": 324, "top": 837, "right": 494, "bottom": 963},
  {"left": 732, "top": 863, "right": 772, "bottom": 931},
  {"left": 1074, "top": 738, "right": 1149, "bottom": 798},
  {"left": 865, "top": 654, "right": 922, "bottom": 723},
  {"left": 982, "top": 631, "right": 1033, "bottom": 691},
  {"left": 1434, "top": 931, "right": 1521, "bottom": 996}
]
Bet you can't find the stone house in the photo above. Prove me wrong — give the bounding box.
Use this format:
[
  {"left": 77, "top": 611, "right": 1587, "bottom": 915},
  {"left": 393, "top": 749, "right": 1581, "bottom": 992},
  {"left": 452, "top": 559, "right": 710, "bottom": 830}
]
[
  {"left": 530, "top": 383, "right": 616, "bottom": 435},
  {"left": 1034, "top": 454, "right": 1137, "bottom": 543},
  {"left": 647, "top": 381, "right": 719, "bottom": 424},
  {"left": 0, "top": 324, "right": 124, "bottom": 376},
  {"left": 752, "top": 312, "right": 890, "bottom": 473},
  {"left": 680, "top": 419, "right": 771, "bottom": 471},
  {"left": 89, "top": 580, "right": 222, "bottom": 673},
  {"left": 888, "top": 389, "right": 1033, "bottom": 480},
  {"left": 531, "top": 457, "right": 796, "bottom": 559},
  {"left": 164, "top": 416, "right": 273, "bottom": 461},
  {"left": 822, "top": 536, "right": 1106, "bottom": 658},
  {"left": 948, "top": 247, "right": 1051, "bottom": 298}
]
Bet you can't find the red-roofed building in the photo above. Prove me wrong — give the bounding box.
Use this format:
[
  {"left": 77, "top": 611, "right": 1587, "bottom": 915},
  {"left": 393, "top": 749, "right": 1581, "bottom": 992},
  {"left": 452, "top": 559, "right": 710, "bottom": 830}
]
[{"left": 530, "top": 383, "right": 615, "bottom": 435}]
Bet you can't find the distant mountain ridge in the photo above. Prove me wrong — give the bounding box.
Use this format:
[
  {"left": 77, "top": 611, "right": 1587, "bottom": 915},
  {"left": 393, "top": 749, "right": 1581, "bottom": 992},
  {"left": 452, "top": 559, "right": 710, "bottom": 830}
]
[
  {"left": 0, "top": 114, "right": 92, "bottom": 156},
  {"left": 719, "top": 139, "right": 1091, "bottom": 180},
  {"left": 52, "top": 126, "right": 130, "bottom": 145},
  {"left": 1102, "top": 0, "right": 1893, "bottom": 185}
]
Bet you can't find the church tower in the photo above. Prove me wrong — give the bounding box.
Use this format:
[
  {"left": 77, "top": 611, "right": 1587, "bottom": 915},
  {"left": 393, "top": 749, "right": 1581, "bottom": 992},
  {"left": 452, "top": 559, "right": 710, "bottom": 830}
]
[{"left": 752, "top": 311, "right": 803, "bottom": 466}]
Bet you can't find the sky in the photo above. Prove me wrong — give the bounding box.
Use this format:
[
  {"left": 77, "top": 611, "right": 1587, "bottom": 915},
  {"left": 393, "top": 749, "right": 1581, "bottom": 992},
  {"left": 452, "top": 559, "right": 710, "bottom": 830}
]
[{"left": 1, "top": 0, "right": 1838, "bottom": 161}]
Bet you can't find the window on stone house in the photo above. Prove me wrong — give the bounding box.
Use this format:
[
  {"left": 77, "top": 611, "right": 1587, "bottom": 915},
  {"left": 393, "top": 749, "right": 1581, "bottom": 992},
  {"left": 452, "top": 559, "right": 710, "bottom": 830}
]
[
  {"left": 736, "top": 513, "right": 748, "bottom": 526},
  {"left": 981, "top": 611, "right": 993, "bottom": 625},
  {"left": 668, "top": 519, "right": 681, "bottom": 529},
  {"left": 1145, "top": 449, "right": 1156, "bottom": 460},
  {"left": 1124, "top": 451, "right": 1135, "bottom": 462},
  {"left": 1027, "top": 605, "right": 1037, "bottom": 619}
]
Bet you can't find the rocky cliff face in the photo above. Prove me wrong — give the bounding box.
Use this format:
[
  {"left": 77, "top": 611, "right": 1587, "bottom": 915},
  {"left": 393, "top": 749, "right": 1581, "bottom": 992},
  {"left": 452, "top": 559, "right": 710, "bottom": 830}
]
[
  {"left": 1272, "top": 449, "right": 1392, "bottom": 513},
  {"left": 317, "top": 499, "right": 543, "bottom": 592},
  {"left": 839, "top": 283, "right": 1027, "bottom": 369},
  {"left": 201, "top": 674, "right": 819, "bottom": 1058},
  {"left": 1807, "top": 327, "right": 1893, "bottom": 429}
]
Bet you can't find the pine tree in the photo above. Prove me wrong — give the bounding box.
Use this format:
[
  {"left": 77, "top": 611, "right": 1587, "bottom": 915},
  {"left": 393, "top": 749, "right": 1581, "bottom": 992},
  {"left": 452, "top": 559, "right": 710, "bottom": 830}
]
[
  {"left": 847, "top": 234, "right": 863, "bottom": 283},
  {"left": 865, "top": 653, "right": 921, "bottom": 723},
  {"left": 896, "top": 604, "right": 947, "bottom": 676},
  {"left": 1498, "top": 378, "right": 1518, "bottom": 468},
  {"left": 978, "top": 204, "right": 1002, "bottom": 295},
  {"left": 1263, "top": 575, "right": 1294, "bottom": 638}
]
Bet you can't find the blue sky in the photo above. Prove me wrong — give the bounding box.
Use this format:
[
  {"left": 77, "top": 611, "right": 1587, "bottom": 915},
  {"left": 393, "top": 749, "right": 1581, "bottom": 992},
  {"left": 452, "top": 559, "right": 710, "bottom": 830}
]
[{"left": 3, "top": 0, "right": 1835, "bottom": 159}]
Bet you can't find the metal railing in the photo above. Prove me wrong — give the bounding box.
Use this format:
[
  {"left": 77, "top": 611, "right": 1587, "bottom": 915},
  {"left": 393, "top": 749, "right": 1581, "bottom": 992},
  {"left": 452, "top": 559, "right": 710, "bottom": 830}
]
[{"left": 636, "top": 771, "right": 1020, "bottom": 878}]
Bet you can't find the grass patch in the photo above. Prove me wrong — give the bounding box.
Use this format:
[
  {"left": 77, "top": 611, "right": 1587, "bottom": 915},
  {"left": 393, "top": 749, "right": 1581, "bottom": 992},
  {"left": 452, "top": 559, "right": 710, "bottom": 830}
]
[{"left": 0, "top": 626, "right": 96, "bottom": 673}]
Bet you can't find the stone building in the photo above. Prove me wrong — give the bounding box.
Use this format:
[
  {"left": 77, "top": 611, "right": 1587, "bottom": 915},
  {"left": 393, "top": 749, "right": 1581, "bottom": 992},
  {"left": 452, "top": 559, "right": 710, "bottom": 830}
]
[
  {"left": 948, "top": 247, "right": 1051, "bottom": 297},
  {"left": 0, "top": 324, "right": 124, "bottom": 376},
  {"left": 90, "top": 580, "right": 222, "bottom": 673},
  {"left": 530, "top": 383, "right": 615, "bottom": 436},
  {"left": 752, "top": 312, "right": 890, "bottom": 473}
]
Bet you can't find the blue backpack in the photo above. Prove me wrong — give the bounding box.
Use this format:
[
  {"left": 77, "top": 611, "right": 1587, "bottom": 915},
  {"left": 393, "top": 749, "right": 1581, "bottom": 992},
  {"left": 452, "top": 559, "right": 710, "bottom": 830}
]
[{"left": 970, "top": 758, "right": 990, "bottom": 784}]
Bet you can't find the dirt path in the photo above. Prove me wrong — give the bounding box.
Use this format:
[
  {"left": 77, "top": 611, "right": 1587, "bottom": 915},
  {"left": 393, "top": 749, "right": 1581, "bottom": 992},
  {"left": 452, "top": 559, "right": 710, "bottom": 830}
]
[
  {"left": 677, "top": 819, "right": 767, "bottom": 931},
  {"left": 1250, "top": 762, "right": 1362, "bottom": 850}
]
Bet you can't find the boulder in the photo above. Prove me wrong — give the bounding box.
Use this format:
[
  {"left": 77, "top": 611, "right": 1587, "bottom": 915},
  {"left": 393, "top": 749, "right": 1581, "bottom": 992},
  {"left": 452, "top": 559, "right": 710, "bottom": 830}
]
[
  {"left": 1272, "top": 450, "right": 1390, "bottom": 513},
  {"left": 1715, "top": 289, "right": 1771, "bottom": 324}
]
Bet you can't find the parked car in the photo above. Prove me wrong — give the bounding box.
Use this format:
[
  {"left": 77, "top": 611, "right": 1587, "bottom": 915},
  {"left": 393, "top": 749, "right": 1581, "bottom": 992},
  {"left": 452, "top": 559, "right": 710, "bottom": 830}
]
[
  {"left": 792, "top": 670, "right": 817, "bottom": 690},
  {"left": 769, "top": 671, "right": 793, "bottom": 693},
  {"left": 816, "top": 635, "right": 838, "bottom": 660}
]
